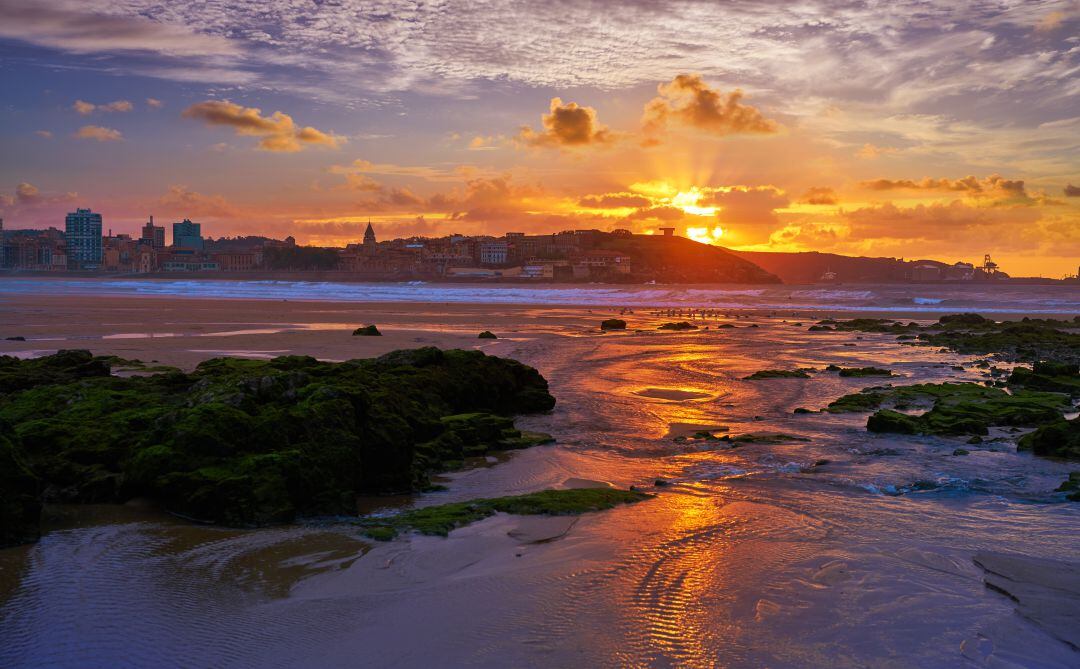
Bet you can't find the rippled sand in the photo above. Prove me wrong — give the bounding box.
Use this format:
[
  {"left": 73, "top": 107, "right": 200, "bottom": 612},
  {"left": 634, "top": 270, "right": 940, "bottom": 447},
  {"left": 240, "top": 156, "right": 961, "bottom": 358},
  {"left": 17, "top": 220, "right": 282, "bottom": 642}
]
[{"left": 1, "top": 293, "right": 1078, "bottom": 667}]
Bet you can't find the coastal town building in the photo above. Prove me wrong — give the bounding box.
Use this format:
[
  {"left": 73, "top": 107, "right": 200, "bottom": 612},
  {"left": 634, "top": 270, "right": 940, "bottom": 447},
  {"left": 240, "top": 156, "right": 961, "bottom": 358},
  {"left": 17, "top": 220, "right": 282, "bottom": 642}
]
[
  {"left": 65, "top": 208, "right": 103, "bottom": 270},
  {"left": 141, "top": 217, "right": 166, "bottom": 248},
  {"left": 172, "top": 219, "right": 204, "bottom": 250}
]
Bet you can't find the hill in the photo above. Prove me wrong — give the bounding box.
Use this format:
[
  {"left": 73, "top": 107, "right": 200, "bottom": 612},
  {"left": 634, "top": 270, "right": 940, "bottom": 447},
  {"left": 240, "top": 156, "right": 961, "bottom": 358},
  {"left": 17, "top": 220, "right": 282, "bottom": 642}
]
[{"left": 597, "top": 235, "right": 781, "bottom": 283}]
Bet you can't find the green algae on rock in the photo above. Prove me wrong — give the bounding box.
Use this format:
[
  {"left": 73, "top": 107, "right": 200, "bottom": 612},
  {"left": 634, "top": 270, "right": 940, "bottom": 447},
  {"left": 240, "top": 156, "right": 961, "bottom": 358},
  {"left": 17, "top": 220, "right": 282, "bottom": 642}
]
[
  {"left": 356, "top": 488, "right": 651, "bottom": 540},
  {"left": 1018, "top": 417, "right": 1080, "bottom": 460},
  {"left": 1055, "top": 472, "right": 1080, "bottom": 500},
  {"left": 743, "top": 369, "right": 811, "bottom": 380},
  {"left": 0, "top": 421, "right": 41, "bottom": 548},
  {"left": 837, "top": 367, "right": 896, "bottom": 377},
  {"left": 1008, "top": 361, "right": 1080, "bottom": 396},
  {"left": 0, "top": 347, "right": 556, "bottom": 543}
]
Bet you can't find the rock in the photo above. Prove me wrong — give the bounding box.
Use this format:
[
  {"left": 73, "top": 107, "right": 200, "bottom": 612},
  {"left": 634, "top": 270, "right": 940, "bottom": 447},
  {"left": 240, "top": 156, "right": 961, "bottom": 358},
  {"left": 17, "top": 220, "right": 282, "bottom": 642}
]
[
  {"left": 837, "top": 366, "right": 895, "bottom": 377},
  {"left": 600, "top": 319, "right": 626, "bottom": 330},
  {"left": 658, "top": 322, "right": 698, "bottom": 331},
  {"left": 743, "top": 369, "right": 811, "bottom": 380},
  {"left": 1055, "top": 472, "right": 1080, "bottom": 501},
  {"left": 793, "top": 407, "right": 813, "bottom": 414},
  {"left": 352, "top": 325, "right": 382, "bottom": 336},
  {"left": 0, "top": 422, "right": 40, "bottom": 548},
  {"left": 1018, "top": 417, "right": 1080, "bottom": 460},
  {"left": 653, "top": 478, "right": 670, "bottom": 487},
  {"left": 973, "top": 551, "right": 1080, "bottom": 650},
  {"left": 5, "top": 336, "right": 26, "bottom": 341},
  {"left": 0, "top": 348, "right": 557, "bottom": 536},
  {"left": 478, "top": 331, "right": 498, "bottom": 339},
  {"left": 953, "top": 448, "right": 970, "bottom": 456}
]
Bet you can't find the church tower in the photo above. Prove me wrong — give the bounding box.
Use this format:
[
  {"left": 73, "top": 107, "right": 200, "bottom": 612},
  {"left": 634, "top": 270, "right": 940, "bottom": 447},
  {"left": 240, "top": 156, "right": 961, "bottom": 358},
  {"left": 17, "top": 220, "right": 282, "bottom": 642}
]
[{"left": 363, "top": 221, "right": 376, "bottom": 252}]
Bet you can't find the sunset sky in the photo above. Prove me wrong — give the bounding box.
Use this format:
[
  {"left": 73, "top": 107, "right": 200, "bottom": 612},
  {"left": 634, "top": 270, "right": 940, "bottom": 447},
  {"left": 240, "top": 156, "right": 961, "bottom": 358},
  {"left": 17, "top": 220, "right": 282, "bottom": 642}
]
[{"left": 0, "top": 0, "right": 1078, "bottom": 277}]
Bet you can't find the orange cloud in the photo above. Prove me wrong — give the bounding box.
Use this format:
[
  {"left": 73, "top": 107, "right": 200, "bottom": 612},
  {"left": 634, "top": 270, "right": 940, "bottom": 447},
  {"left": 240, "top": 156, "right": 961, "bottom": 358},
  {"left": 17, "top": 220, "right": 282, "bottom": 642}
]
[
  {"left": 516, "top": 97, "right": 615, "bottom": 148},
  {"left": 74, "top": 125, "right": 122, "bottom": 141},
  {"left": 799, "top": 186, "right": 838, "bottom": 205},
  {"left": 158, "top": 185, "right": 239, "bottom": 218},
  {"left": 181, "top": 100, "right": 344, "bottom": 152},
  {"left": 1065, "top": 184, "right": 1080, "bottom": 197},
  {"left": 642, "top": 74, "right": 779, "bottom": 140},
  {"left": 578, "top": 192, "right": 653, "bottom": 209},
  {"left": 856, "top": 143, "right": 898, "bottom": 159},
  {"left": 73, "top": 99, "right": 133, "bottom": 115},
  {"left": 858, "top": 174, "right": 1052, "bottom": 205}
]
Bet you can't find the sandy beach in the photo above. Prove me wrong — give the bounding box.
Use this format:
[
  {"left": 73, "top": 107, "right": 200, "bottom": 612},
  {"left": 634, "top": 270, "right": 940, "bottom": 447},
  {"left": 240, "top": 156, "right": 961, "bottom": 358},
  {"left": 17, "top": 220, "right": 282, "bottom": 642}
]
[{"left": 1, "top": 286, "right": 1079, "bottom": 667}]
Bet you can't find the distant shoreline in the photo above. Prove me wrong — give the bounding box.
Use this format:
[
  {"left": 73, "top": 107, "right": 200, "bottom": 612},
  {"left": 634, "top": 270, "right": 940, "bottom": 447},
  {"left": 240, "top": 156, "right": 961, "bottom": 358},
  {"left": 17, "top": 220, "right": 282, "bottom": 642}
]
[{"left": 0, "top": 269, "right": 1074, "bottom": 286}]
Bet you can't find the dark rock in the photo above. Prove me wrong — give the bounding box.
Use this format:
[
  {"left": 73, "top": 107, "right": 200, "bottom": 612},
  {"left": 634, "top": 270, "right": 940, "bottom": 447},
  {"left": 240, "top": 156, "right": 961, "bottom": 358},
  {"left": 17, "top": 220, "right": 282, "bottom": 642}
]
[
  {"left": 1018, "top": 417, "right": 1080, "bottom": 460},
  {"left": 352, "top": 325, "right": 382, "bottom": 336},
  {"left": 478, "top": 331, "right": 498, "bottom": 339},
  {"left": 0, "top": 422, "right": 40, "bottom": 548},
  {"left": 658, "top": 322, "right": 698, "bottom": 331},
  {"left": 600, "top": 319, "right": 627, "bottom": 330},
  {"left": 953, "top": 448, "right": 970, "bottom": 456},
  {"left": 743, "top": 369, "right": 811, "bottom": 380},
  {"left": 0, "top": 348, "right": 557, "bottom": 536},
  {"left": 5, "top": 336, "right": 26, "bottom": 341}
]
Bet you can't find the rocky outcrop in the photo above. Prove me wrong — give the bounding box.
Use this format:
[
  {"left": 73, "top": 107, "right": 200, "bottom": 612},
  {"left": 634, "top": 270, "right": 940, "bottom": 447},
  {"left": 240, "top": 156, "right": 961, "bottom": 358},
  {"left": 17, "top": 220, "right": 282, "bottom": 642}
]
[{"left": 0, "top": 348, "right": 556, "bottom": 542}]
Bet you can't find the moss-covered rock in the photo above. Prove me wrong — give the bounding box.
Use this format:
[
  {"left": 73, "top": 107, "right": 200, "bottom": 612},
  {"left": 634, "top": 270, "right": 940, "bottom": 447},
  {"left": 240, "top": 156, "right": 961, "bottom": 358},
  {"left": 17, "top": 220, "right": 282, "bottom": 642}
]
[
  {"left": 0, "top": 349, "right": 112, "bottom": 396},
  {"left": 357, "top": 488, "right": 651, "bottom": 540},
  {"left": 352, "top": 325, "right": 381, "bottom": 336},
  {"left": 838, "top": 367, "right": 895, "bottom": 377},
  {"left": 849, "top": 383, "right": 1070, "bottom": 437},
  {"left": 743, "top": 369, "right": 811, "bottom": 380},
  {"left": 1055, "top": 472, "right": 1080, "bottom": 500},
  {"left": 0, "top": 422, "right": 40, "bottom": 548},
  {"left": 1008, "top": 361, "right": 1080, "bottom": 396},
  {"left": 0, "top": 347, "right": 557, "bottom": 535},
  {"left": 600, "top": 319, "right": 626, "bottom": 330},
  {"left": 1018, "top": 417, "right": 1080, "bottom": 460}
]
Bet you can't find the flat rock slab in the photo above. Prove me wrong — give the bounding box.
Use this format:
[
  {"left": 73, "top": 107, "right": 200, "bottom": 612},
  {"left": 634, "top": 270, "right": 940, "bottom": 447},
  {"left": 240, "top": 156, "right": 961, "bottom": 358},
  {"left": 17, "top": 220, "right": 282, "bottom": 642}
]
[
  {"left": 973, "top": 550, "right": 1080, "bottom": 650},
  {"left": 506, "top": 515, "right": 578, "bottom": 544}
]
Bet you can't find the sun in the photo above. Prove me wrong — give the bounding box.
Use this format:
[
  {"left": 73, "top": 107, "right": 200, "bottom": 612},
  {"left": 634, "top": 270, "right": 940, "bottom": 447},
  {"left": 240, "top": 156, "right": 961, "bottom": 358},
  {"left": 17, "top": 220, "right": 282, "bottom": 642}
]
[{"left": 686, "top": 226, "right": 725, "bottom": 245}]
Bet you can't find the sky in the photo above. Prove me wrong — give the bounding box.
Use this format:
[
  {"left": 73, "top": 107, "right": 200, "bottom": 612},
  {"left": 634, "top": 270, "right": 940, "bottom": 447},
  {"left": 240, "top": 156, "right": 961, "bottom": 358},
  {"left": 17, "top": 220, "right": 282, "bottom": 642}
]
[{"left": 0, "top": 0, "right": 1077, "bottom": 277}]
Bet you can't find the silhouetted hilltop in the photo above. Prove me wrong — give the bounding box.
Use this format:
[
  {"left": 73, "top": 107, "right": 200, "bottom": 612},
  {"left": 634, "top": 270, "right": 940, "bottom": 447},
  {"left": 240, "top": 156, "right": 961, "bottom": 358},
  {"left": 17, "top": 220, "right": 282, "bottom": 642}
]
[
  {"left": 731, "top": 251, "right": 906, "bottom": 283},
  {"left": 598, "top": 235, "right": 781, "bottom": 283}
]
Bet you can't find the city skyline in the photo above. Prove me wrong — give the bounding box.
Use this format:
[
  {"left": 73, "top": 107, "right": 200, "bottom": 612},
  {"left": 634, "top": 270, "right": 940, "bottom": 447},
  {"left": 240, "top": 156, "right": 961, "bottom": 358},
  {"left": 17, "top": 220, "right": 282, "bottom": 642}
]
[{"left": 1, "top": 1, "right": 1078, "bottom": 276}]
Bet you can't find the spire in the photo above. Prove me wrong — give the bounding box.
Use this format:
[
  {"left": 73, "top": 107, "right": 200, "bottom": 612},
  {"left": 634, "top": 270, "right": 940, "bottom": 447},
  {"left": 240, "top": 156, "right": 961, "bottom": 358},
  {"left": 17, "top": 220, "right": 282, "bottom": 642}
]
[{"left": 363, "top": 220, "right": 376, "bottom": 245}]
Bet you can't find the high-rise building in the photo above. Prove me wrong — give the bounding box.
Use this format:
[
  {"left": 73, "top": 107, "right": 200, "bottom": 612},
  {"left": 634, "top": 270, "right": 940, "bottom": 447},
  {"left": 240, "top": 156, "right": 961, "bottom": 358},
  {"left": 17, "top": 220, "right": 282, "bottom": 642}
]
[
  {"left": 65, "top": 208, "right": 102, "bottom": 269},
  {"left": 141, "top": 216, "right": 166, "bottom": 248},
  {"left": 172, "top": 219, "right": 203, "bottom": 249}
]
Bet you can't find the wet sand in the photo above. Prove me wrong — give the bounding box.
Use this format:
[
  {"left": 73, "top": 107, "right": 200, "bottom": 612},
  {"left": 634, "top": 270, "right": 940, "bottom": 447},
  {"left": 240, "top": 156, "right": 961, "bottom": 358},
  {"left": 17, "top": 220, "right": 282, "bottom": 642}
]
[{"left": 1, "top": 291, "right": 1079, "bottom": 667}]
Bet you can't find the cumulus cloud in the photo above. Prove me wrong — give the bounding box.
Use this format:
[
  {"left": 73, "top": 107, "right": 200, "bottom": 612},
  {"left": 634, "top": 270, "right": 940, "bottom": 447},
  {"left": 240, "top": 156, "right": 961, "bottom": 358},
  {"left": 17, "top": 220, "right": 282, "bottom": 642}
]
[
  {"left": 181, "top": 100, "right": 344, "bottom": 152},
  {"left": 0, "top": 181, "right": 77, "bottom": 215},
  {"left": 627, "top": 205, "right": 685, "bottom": 221},
  {"left": 799, "top": 187, "right": 838, "bottom": 205},
  {"left": 73, "top": 99, "right": 134, "bottom": 115},
  {"left": 642, "top": 74, "right": 779, "bottom": 140},
  {"left": 74, "top": 125, "right": 123, "bottom": 142},
  {"left": 34, "top": 130, "right": 52, "bottom": 139},
  {"left": 158, "top": 185, "right": 238, "bottom": 218},
  {"left": 578, "top": 193, "right": 653, "bottom": 209},
  {"left": 146, "top": 98, "right": 164, "bottom": 109},
  {"left": 516, "top": 98, "right": 615, "bottom": 148},
  {"left": 843, "top": 200, "right": 1042, "bottom": 242},
  {"left": 858, "top": 174, "right": 1050, "bottom": 205},
  {"left": 1065, "top": 184, "right": 1080, "bottom": 197},
  {"left": 706, "top": 186, "right": 789, "bottom": 226}
]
